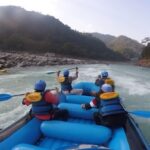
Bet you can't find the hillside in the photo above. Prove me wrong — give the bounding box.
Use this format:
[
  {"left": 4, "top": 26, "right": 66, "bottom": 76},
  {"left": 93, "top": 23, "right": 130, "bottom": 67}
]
[
  {"left": 141, "top": 43, "right": 150, "bottom": 59},
  {"left": 137, "top": 43, "right": 150, "bottom": 67},
  {"left": 92, "top": 33, "right": 143, "bottom": 59},
  {"left": 0, "top": 6, "right": 126, "bottom": 61}
]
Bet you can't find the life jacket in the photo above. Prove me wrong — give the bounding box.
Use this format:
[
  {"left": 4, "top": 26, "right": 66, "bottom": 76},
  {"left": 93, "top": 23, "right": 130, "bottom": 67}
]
[
  {"left": 25, "top": 92, "right": 42, "bottom": 102},
  {"left": 31, "top": 90, "right": 53, "bottom": 115},
  {"left": 99, "top": 92, "right": 125, "bottom": 117},
  {"left": 60, "top": 77, "right": 72, "bottom": 92},
  {"left": 105, "top": 78, "right": 115, "bottom": 86}
]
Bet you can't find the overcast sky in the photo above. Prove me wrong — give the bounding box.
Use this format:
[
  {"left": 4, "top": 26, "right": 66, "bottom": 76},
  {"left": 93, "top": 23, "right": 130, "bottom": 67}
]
[{"left": 0, "top": 0, "right": 149, "bottom": 42}]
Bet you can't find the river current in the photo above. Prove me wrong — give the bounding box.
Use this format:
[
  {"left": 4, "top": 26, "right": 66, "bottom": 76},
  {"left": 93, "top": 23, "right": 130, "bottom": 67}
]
[{"left": 0, "top": 63, "right": 150, "bottom": 143}]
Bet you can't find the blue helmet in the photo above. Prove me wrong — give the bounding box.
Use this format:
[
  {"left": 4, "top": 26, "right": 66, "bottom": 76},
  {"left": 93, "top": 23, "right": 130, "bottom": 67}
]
[
  {"left": 101, "top": 84, "right": 112, "bottom": 92},
  {"left": 101, "top": 71, "right": 108, "bottom": 78},
  {"left": 63, "top": 69, "right": 69, "bottom": 77},
  {"left": 34, "top": 80, "right": 46, "bottom": 91}
]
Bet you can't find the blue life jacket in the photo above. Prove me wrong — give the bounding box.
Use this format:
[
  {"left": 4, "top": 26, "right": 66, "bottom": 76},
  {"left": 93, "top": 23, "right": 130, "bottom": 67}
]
[
  {"left": 99, "top": 92, "right": 125, "bottom": 117},
  {"left": 61, "top": 77, "right": 72, "bottom": 91},
  {"left": 32, "top": 90, "right": 53, "bottom": 115}
]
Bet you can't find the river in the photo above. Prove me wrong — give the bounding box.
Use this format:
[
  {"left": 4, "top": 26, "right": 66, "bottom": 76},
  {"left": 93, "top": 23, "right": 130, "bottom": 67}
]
[{"left": 0, "top": 63, "right": 150, "bottom": 143}]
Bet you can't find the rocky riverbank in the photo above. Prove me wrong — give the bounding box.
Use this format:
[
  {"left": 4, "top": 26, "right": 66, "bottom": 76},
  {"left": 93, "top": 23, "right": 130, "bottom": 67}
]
[
  {"left": 137, "top": 59, "right": 150, "bottom": 68},
  {"left": 0, "top": 51, "right": 101, "bottom": 69}
]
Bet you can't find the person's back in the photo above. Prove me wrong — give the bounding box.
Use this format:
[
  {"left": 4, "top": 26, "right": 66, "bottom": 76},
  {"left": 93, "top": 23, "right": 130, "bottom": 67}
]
[
  {"left": 22, "top": 80, "right": 68, "bottom": 120},
  {"left": 95, "top": 75, "right": 105, "bottom": 87},
  {"left": 59, "top": 71, "right": 73, "bottom": 92},
  {"left": 93, "top": 84, "right": 127, "bottom": 127},
  {"left": 95, "top": 71, "right": 115, "bottom": 91},
  {"left": 57, "top": 67, "right": 83, "bottom": 95},
  {"left": 95, "top": 71, "right": 109, "bottom": 87}
]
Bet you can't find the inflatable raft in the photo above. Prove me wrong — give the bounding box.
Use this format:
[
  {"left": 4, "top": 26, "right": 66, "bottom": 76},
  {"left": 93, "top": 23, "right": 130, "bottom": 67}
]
[{"left": 0, "top": 82, "right": 149, "bottom": 150}]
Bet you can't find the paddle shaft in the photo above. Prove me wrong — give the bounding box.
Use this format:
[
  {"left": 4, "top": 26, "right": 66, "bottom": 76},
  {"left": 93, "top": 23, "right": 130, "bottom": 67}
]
[
  {"left": 13, "top": 93, "right": 26, "bottom": 97},
  {"left": 57, "top": 67, "right": 77, "bottom": 73},
  {"left": 68, "top": 67, "right": 77, "bottom": 71},
  {"left": 47, "top": 67, "right": 77, "bottom": 74},
  {"left": 0, "top": 88, "right": 57, "bottom": 101}
]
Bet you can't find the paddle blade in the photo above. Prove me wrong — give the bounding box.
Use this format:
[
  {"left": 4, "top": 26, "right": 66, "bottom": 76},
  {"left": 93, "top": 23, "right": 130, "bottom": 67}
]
[
  {"left": 46, "top": 71, "right": 56, "bottom": 74},
  {"left": 0, "top": 94, "right": 12, "bottom": 101},
  {"left": 130, "top": 110, "right": 150, "bottom": 118}
]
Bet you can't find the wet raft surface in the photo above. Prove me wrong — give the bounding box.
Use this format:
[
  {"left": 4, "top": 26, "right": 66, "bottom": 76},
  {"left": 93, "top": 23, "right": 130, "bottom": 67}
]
[{"left": 32, "top": 118, "right": 129, "bottom": 150}]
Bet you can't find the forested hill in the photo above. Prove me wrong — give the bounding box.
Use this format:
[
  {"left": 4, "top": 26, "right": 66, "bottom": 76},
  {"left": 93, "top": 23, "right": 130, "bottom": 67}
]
[
  {"left": 92, "top": 33, "right": 143, "bottom": 60},
  {"left": 138, "top": 43, "right": 150, "bottom": 67},
  {"left": 0, "top": 6, "right": 126, "bottom": 61},
  {"left": 141, "top": 43, "right": 150, "bottom": 59}
]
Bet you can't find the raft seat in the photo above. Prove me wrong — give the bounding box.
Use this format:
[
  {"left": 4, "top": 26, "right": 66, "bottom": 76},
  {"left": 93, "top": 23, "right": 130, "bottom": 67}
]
[
  {"left": 58, "top": 103, "right": 98, "bottom": 120},
  {"left": 38, "top": 118, "right": 95, "bottom": 149},
  {"left": 13, "top": 119, "right": 112, "bottom": 150},
  {"left": 73, "top": 82, "right": 99, "bottom": 93},
  {"left": 40, "top": 120, "right": 112, "bottom": 145},
  {"left": 66, "top": 95, "right": 94, "bottom": 104},
  {"left": 12, "top": 119, "right": 130, "bottom": 150}
]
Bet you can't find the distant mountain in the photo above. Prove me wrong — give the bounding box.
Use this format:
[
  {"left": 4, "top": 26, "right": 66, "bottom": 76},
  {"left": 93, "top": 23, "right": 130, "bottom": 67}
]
[
  {"left": 92, "top": 33, "right": 116, "bottom": 46},
  {"left": 92, "top": 33, "right": 143, "bottom": 59},
  {"left": 0, "top": 6, "right": 126, "bottom": 61}
]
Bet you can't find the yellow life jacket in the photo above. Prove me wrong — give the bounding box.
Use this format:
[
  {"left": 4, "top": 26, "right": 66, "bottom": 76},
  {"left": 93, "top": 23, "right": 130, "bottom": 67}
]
[
  {"left": 57, "top": 76, "right": 65, "bottom": 83},
  {"left": 105, "top": 78, "right": 115, "bottom": 86},
  {"left": 25, "top": 92, "right": 42, "bottom": 102},
  {"left": 100, "top": 92, "right": 119, "bottom": 100}
]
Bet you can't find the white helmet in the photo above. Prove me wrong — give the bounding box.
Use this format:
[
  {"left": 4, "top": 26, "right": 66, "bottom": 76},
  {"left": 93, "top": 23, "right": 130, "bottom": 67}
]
[{"left": 101, "top": 84, "right": 112, "bottom": 92}]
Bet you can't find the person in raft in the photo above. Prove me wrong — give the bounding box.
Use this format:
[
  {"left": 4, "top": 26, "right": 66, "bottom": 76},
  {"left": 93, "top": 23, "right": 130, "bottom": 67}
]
[
  {"left": 81, "top": 84, "right": 127, "bottom": 127},
  {"left": 57, "top": 67, "right": 83, "bottom": 95},
  {"left": 90, "top": 71, "right": 115, "bottom": 97},
  {"left": 22, "top": 80, "right": 68, "bottom": 121},
  {"left": 92, "top": 71, "right": 115, "bottom": 97},
  {"left": 95, "top": 71, "right": 115, "bottom": 91}
]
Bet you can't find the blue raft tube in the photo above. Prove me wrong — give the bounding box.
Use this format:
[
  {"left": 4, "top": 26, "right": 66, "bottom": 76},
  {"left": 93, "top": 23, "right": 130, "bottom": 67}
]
[{"left": 0, "top": 82, "right": 149, "bottom": 150}]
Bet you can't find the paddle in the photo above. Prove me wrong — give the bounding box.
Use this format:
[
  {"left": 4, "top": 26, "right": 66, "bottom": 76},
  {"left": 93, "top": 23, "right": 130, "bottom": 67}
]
[
  {"left": 0, "top": 88, "right": 56, "bottom": 101},
  {"left": 0, "top": 93, "right": 25, "bottom": 101},
  {"left": 46, "top": 67, "right": 77, "bottom": 74},
  {"left": 129, "top": 110, "right": 150, "bottom": 118},
  {"left": 121, "top": 103, "right": 150, "bottom": 118}
]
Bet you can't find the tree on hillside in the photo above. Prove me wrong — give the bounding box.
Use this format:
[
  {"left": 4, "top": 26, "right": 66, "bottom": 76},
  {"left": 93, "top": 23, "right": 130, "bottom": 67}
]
[
  {"left": 141, "top": 37, "right": 150, "bottom": 46},
  {"left": 141, "top": 42, "right": 150, "bottom": 59}
]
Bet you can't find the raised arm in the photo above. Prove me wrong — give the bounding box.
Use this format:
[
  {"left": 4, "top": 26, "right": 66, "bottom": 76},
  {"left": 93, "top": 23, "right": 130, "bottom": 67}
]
[
  {"left": 71, "top": 67, "right": 78, "bottom": 81},
  {"left": 57, "top": 70, "right": 61, "bottom": 77}
]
